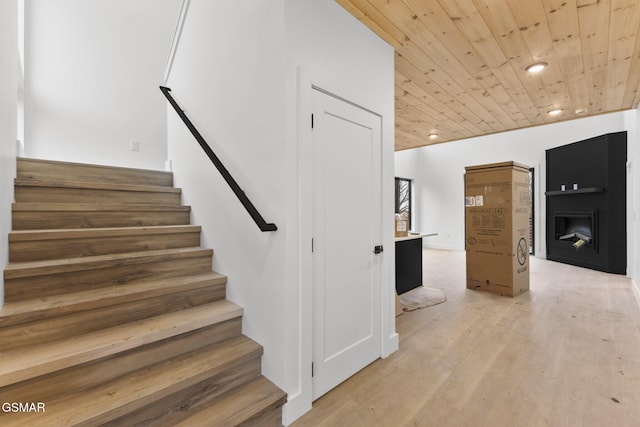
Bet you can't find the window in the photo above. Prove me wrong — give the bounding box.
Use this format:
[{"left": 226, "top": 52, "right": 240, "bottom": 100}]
[{"left": 395, "top": 177, "right": 412, "bottom": 229}]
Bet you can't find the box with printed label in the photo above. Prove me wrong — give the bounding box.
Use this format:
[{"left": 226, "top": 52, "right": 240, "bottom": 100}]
[
  {"left": 465, "top": 161, "right": 531, "bottom": 297},
  {"left": 395, "top": 212, "right": 409, "bottom": 237}
]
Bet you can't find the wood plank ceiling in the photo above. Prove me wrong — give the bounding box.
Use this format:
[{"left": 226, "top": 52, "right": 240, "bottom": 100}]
[{"left": 337, "top": 0, "right": 640, "bottom": 150}]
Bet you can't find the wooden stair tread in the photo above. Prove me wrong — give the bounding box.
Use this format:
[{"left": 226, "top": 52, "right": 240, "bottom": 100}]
[
  {"left": 4, "top": 247, "right": 213, "bottom": 279},
  {"left": 17, "top": 157, "right": 173, "bottom": 187},
  {"left": 0, "top": 272, "right": 227, "bottom": 327},
  {"left": 4, "top": 158, "right": 285, "bottom": 424},
  {"left": 9, "top": 225, "right": 201, "bottom": 242},
  {"left": 15, "top": 178, "right": 182, "bottom": 194},
  {"left": 12, "top": 202, "right": 191, "bottom": 212},
  {"left": 174, "top": 376, "right": 287, "bottom": 427},
  {"left": 1, "top": 337, "right": 261, "bottom": 427},
  {"left": 9, "top": 225, "right": 203, "bottom": 262},
  {"left": 11, "top": 204, "right": 193, "bottom": 230},
  {"left": 0, "top": 300, "right": 244, "bottom": 388}
]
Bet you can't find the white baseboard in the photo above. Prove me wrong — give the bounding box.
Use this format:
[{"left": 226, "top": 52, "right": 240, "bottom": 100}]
[
  {"left": 282, "top": 391, "right": 312, "bottom": 426},
  {"left": 632, "top": 279, "right": 640, "bottom": 308},
  {"left": 383, "top": 332, "right": 399, "bottom": 358}
]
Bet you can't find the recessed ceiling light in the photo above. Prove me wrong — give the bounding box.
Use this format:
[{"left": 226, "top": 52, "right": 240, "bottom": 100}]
[
  {"left": 548, "top": 109, "right": 562, "bottom": 116},
  {"left": 428, "top": 133, "right": 438, "bottom": 140},
  {"left": 526, "top": 62, "right": 548, "bottom": 73},
  {"left": 575, "top": 108, "right": 586, "bottom": 114}
]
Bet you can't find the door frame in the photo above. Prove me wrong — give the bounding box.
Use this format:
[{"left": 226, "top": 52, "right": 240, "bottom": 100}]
[{"left": 291, "top": 66, "right": 398, "bottom": 415}]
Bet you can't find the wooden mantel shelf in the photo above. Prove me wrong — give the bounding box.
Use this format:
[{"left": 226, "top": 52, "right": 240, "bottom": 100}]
[{"left": 545, "top": 187, "right": 604, "bottom": 196}]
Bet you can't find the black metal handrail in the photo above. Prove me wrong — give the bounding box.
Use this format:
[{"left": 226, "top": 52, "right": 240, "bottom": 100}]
[{"left": 160, "top": 86, "right": 277, "bottom": 232}]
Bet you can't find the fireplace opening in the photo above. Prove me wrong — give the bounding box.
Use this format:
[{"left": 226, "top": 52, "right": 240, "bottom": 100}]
[{"left": 554, "top": 211, "right": 597, "bottom": 252}]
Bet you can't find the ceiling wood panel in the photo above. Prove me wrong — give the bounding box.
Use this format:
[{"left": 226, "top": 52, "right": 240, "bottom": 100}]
[
  {"left": 606, "top": 0, "right": 640, "bottom": 110},
  {"left": 337, "top": 0, "right": 640, "bottom": 150}
]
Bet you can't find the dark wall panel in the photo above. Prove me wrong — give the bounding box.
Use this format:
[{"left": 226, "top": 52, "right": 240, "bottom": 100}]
[{"left": 545, "top": 132, "right": 627, "bottom": 274}]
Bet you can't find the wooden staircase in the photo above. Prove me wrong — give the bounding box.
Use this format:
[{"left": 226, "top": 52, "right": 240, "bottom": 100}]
[{"left": 0, "top": 158, "right": 286, "bottom": 426}]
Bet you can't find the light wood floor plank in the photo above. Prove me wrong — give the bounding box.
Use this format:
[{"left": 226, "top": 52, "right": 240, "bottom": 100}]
[{"left": 293, "top": 249, "right": 640, "bottom": 427}]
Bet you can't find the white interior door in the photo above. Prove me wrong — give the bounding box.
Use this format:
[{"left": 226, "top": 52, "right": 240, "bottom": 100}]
[{"left": 311, "top": 88, "right": 382, "bottom": 400}]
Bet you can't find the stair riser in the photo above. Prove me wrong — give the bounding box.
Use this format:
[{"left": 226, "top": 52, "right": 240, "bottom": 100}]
[
  {"left": 5, "top": 256, "right": 213, "bottom": 302},
  {"left": 9, "top": 230, "right": 201, "bottom": 262},
  {"left": 15, "top": 186, "right": 181, "bottom": 205},
  {"left": 172, "top": 375, "right": 287, "bottom": 426},
  {"left": 17, "top": 158, "right": 174, "bottom": 187},
  {"left": 103, "top": 357, "right": 262, "bottom": 427},
  {"left": 0, "top": 302, "right": 245, "bottom": 390},
  {"left": 12, "top": 209, "right": 191, "bottom": 230},
  {"left": 0, "top": 275, "right": 227, "bottom": 329},
  {"left": 0, "top": 286, "right": 226, "bottom": 350},
  {"left": 238, "top": 404, "right": 285, "bottom": 427},
  {"left": 18, "top": 338, "right": 262, "bottom": 426},
  {"left": 0, "top": 319, "right": 242, "bottom": 404},
  {"left": 1, "top": 158, "right": 286, "bottom": 425}
]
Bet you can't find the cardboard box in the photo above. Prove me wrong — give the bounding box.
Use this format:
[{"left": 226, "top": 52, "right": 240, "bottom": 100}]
[
  {"left": 395, "top": 213, "right": 408, "bottom": 238},
  {"left": 465, "top": 161, "right": 531, "bottom": 297}
]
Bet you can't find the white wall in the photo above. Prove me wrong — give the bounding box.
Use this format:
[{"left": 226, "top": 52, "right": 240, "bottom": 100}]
[
  {"left": 167, "top": 0, "right": 288, "bottom": 404},
  {"left": 23, "top": 0, "right": 180, "bottom": 170},
  {"left": 627, "top": 109, "right": 640, "bottom": 289},
  {"left": 635, "top": 111, "right": 640, "bottom": 284},
  {"left": 284, "top": 0, "right": 396, "bottom": 423},
  {"left": 395, "top": 112, "right": 635, "bottom": 272},
  {"left": 0, "top": 0, "right": 18, "bottom": 306},
  {"left": 166, "top": 0, "right": 394, "bottom": 424}
]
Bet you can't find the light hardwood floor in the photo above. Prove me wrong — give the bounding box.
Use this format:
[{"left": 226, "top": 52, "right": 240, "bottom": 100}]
[{"left": 292, "top": 249, "right": 640, "bottom": 427}]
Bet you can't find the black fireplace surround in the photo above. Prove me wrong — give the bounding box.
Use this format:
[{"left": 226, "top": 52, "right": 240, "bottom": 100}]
[{"left": 546, "top": 132, "right": 626, "bottom": 274}]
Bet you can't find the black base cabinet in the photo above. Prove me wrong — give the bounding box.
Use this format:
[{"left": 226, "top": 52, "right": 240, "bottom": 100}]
[{"left": 395, "top": 237, "right": 423, "bottom": 294}]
